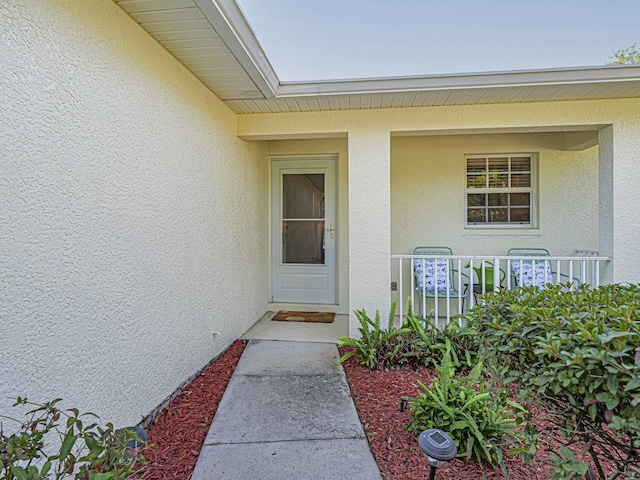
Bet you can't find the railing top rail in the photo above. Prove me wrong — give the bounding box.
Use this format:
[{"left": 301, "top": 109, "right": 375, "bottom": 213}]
[{"left": 392, "top": 254, "right": 610, "bottom": 261}]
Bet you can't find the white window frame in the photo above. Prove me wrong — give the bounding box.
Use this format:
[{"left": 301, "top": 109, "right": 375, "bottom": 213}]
[{"left": 464, "top": 153, "right": 537, "bottom": 229}]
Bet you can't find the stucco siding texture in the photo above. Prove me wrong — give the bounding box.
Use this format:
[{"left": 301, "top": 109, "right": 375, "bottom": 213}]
[
  {"left": 1, "top": 0, "right": 268, "bottom": 426},
  {"left": 391, "top": 133, "right": 600, "bottom": 257},
  {"left": 239, "top": 98, "right": 640, "bottom": 285}
]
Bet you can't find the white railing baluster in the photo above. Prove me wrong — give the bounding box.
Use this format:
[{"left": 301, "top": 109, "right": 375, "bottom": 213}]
[
  {"left": 457, "top": 258, "right": 463, "bottom": 319},
  {"left": 468, "top": 258, "right": 475, "bottom": 310},
  {"left": 391, "top": 254, "right": 609, "bottom": 327},
  {"left": 457, "top": 258, "right": 464, "bottom": 326},
  {"left": 445, "top": 258, "right": 450, "bottom": 325},
  {"left": 421, "top": 259, "right": 426, "bottom": 320},
  {"left": 410, "top": 259, "right": 415, "bottom": 310},
  {"left": 518, "top": 259, "right": 524, "bottom": 287},
  {"left": 434, "top": 257, "right": 439, "bottom": 323},
  {"left": 568, "top": 260, "right": 574, "bottom": 289},
  {"left": 398, "top": 258, "right": 403, "bottom": 322}
]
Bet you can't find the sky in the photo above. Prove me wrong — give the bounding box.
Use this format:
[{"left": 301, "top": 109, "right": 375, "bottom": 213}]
[{"left": 235, "top": 0, "right": 640, "bottom": 82}]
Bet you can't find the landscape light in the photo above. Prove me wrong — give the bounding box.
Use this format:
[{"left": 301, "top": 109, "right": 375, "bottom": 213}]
[{"left": 418, "top": 428, "right": 457, "bottom": 480}]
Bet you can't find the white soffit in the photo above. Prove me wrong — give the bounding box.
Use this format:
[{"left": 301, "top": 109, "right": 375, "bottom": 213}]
[
  {"left": 114, "top": 0, "right": 640, "bottom": 114},
  {"left": 113, "top": 0, "right": 278, "bottom": 100}
]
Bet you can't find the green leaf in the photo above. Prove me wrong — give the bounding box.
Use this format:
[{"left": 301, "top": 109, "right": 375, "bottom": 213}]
[
  {"left": 599, "top": 331, "right": 632, "bottom": 344},
  {"left": 59, "top": 429, "right": 77, "bottom": 461},
  {"left": 9, "top": 466, "right": 28, "bottom": 480},
  {"left": 337, "top": 350, "right": 357, "bottom": 364},
  {"left": 89, "top": 472, "right": 116, "bottom": 480},
  {"left": 625, "top": 378, "right": 640, "bottom": 391}
]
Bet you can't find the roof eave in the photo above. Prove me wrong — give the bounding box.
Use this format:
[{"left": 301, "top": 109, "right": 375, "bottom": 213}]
[
  {"left": 197, "top": 0, "right": 279, "bottom": 98},
  {"left": 275, "top": 64, "right": 640, "bottom": 97}
]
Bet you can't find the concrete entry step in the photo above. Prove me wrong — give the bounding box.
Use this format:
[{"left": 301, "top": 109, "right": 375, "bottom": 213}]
[
  {"left": 193, "top": 438, "right": 382, "bottom": 480},
  {"left": 233, "top": 339, "right": 344, "bottom": 376}
]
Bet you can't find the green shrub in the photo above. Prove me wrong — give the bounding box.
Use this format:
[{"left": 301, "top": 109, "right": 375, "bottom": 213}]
[
  {"left": 548, "top": 447, "right": 590, "bottom": 480},
  {"left": 406, "top": 352, "right": 533, "bottom": 476},
  {"left": 431, "top": 321, "right": 480, "bottom": 369},
  {"left": 469, "top": 283, "right": 640, "bottom": 479},
  {"left": 338, "top": 301, "right": 413, "bottom": 370},
  {"left": 339, "top": 299, "right": 476, "bottom": 369},
  {"left": 338, "top": 299, "right": 482, "bottom": 370},
  {"left": 0, "top": 397, "right": 145, "bottom": 479}
]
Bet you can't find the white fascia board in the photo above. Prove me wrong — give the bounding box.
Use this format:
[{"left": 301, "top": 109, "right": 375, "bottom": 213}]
[
  {"left": 195, "top": 0, "right": 279, "bottom": 98},
  {"left": 276, "top": 65, "right": 640, "bottom": 98}
]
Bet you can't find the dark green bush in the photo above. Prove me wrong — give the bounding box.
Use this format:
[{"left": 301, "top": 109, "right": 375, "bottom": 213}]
[{"left": 468, "top": 283, "right": 640, "bottom": 479}]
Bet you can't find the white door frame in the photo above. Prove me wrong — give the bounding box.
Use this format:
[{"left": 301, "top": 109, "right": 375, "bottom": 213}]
[{"left": 270, "top": 156, "right": 337, "bottom": 304}]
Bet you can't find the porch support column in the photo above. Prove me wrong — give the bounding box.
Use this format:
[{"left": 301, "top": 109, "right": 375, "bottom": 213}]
[
  {"left": 598, "top": 123, "right": 640, "bottom": 284},
  {"left": 348, "top": 129, "right": 391, "bottom": 337}
]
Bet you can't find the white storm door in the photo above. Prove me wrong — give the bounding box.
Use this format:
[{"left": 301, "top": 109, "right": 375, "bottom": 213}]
[{"left": 271, "top": 157, "right": 336, "bottom": 304}]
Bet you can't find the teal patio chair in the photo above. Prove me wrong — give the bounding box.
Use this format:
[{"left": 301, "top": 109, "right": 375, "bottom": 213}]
[
  {"left": 507, "top": 248, "right": 580, "bottom": 288},
  {"left": 507, "top": 248, "right": 552, "bottom": 287},
  {"left": 412, "top": 246, "right": 469, "bottom": 317}
]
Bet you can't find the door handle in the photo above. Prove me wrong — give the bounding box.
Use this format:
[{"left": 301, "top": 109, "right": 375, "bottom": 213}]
[{"left": 330, "top": 223, "right": 335, "bottom": 239}]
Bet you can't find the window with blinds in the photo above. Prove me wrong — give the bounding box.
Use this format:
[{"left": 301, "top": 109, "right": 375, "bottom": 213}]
[{"left": 465, "top": 154, "right": 535, "bottom": 226}]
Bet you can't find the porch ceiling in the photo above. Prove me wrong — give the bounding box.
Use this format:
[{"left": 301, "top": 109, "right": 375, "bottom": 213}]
[{"left": 114, "top": 0, "right": 640, "bottom": 115}]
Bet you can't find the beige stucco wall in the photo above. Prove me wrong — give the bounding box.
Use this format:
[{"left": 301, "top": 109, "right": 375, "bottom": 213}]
[
  {"left": 390, "top": 133, "right": 600, "bottom": 308},
  {"left": 239, "top": 97, "right": 640, "bottom": 330},
  {"left": 0, "top": 0, "right": 268, "bottom": 426},
  {"left": 238, "top": 99, "right": 640, "bottom": 139},
  {"left": 391, "top": 133, "right": 600, "bottom": 256},
  {"left": 267, "top": 139, "right": 350, "bottom": 313}
]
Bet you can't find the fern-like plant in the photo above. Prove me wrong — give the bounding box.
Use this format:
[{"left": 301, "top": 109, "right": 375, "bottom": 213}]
[
  {"left": 406, "top": 350, "right": 534, "bottom": 476},
  {"left": 338, "top": 301, "right": 412, "bottom": 370}
]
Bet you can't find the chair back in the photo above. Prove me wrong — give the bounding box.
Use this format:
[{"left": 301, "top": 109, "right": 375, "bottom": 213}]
[
  {"left": 413, "top": 246, "right": 453, "bottom": 293},
  {"left": 508, "top": 248, "right": 552, "bottom": 287}
]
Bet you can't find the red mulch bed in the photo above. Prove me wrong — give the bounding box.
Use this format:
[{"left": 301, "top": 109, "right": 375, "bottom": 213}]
[
  {"left": 129, "top": 339, "right": 622, "bottom": 480},
  {"left": 132, "top": 340, "right": 246, "bottom": 480},
  {"left": 339, "top": 346, "right": 597, "bottom": 480},
  {"left": 340, "top": 348, "right": 624, "bottom": 480}
]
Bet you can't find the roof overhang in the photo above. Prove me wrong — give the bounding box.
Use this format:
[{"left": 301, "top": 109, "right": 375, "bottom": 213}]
[{"left": 114, "top": 0, "right": 640, "bottom": 114}]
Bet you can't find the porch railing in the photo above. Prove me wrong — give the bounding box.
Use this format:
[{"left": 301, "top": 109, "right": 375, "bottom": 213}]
[{"left": 391, "top": 254, "right": 610, "bottom": 326}]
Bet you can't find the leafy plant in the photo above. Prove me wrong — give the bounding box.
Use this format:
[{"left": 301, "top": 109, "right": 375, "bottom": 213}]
[
  {"left": 548, "top": 447, "right": 590, "bottom": 480},
  {"left": 338, "top": 300, "right": 413, "bottom": 369},
  {"left": 469, "top": 283, "right": 640, "bottom": 479},
  {"left": 609, "top": 43, "right": 640, "bottom": 64},
  {"left": 406, "top": 351, "right": 534, "bottom": 476},
  {"left": 431, "top": 321, "right": 480, "bottom": 369},
  {"left": 338, "top": 299, "right": 482, "bottom": 370},
  {"left": 0, "top": 397, "right": 145, "bottom": 479}
]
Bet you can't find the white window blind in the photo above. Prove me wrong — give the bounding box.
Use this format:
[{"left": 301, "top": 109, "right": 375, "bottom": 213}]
[{"left": 465, "top": 154, "right": 534, "bottom": 226}]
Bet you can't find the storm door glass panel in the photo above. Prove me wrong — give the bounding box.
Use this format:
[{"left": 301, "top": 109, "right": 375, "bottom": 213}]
[{"left": 282, "top": 174, "right": 325, "bottom": 264}]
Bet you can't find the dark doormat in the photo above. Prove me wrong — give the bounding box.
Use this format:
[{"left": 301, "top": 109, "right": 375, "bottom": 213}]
[{"left": 271, "top": 311, "right": 335, "bottom": 323}]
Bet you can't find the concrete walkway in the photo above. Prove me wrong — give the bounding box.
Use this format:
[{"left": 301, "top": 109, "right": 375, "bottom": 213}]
[{"left": 191, "top": 340, "right": 382, "bottom": 480}]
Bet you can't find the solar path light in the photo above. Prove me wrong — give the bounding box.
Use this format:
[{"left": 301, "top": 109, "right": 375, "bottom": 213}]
[{"left": 418, "top": 428, "right": 457, "bottom": 480}]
